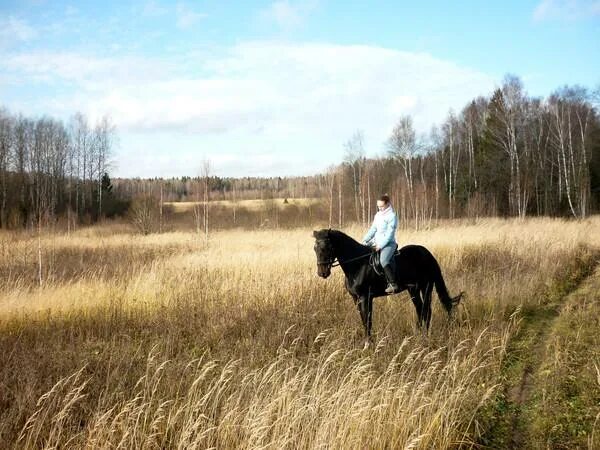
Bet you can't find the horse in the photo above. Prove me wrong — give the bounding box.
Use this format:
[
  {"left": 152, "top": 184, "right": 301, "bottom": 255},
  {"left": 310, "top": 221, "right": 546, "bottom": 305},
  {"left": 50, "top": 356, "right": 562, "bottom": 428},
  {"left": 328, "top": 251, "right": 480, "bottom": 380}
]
[{"left": 313, "top": 229, "right": 463, "bottom": 348}]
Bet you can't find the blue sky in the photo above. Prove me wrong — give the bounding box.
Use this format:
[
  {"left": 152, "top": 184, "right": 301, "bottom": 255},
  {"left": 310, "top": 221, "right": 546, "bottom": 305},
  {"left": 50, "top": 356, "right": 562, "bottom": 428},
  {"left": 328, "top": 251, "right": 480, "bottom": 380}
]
[{"left": 1, "top": 0, "right": 599, "bottom": 177}]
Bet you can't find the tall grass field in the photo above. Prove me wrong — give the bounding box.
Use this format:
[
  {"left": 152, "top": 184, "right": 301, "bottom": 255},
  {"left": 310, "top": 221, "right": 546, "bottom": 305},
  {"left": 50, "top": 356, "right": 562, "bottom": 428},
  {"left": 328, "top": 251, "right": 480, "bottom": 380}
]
[{"left": 0, "top": 217, "right": 599, "bottom": 448}]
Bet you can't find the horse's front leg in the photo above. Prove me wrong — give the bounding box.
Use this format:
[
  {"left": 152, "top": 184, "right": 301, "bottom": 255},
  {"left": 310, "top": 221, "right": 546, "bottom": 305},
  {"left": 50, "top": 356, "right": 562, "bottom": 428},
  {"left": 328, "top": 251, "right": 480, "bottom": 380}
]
[{"left": 357, "top": 294, "right": 373, "bottom": 349}]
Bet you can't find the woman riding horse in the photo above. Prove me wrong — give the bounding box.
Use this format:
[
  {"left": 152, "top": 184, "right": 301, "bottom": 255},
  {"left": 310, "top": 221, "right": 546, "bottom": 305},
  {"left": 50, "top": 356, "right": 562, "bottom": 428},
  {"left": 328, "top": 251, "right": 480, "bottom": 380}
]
[
  {"left": 362, "top": 194, "right": 399, "bottom": 294},
  {"left": 313, "top": 224, "right": 463, "bottom": 346}
]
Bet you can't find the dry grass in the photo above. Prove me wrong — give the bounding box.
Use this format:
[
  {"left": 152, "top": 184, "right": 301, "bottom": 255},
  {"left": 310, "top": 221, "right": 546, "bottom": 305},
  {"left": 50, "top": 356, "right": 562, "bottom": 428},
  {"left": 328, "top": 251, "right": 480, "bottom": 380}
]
[
  {"left": 0, "top": 217, "right": 598, "bottom": 448},
  {"left": 528, "top": 266, "right": 600, "bottom": 448},
  {"left": 166, "top": 197, "right": 320, "bottom": 213}
]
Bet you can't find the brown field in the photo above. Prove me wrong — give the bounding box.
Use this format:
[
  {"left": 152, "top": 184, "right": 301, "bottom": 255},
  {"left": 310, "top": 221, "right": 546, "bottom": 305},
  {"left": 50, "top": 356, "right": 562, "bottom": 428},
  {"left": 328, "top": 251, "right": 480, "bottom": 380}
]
[
  {"left": 165, "top": 197, "right": 321, "bottom": 213},
  {"left": 159, "top": 197, "right": 328, "bottom": 231},
  {"left": 0, "top": 216, "right": 599, "bottom": 448}
]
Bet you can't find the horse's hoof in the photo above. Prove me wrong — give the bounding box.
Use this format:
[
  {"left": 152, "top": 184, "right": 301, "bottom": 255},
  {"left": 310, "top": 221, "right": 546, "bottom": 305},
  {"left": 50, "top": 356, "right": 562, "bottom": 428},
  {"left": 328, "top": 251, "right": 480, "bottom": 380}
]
[{"left": 363, "top": 340, "right": 372, "bottom": 351}]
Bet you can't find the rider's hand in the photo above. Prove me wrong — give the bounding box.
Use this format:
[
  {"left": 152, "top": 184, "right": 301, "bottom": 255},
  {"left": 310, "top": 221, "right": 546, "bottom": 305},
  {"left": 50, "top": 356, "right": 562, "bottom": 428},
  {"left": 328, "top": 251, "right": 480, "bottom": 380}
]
[{"left": 375, "top": 246, "right": 380, "bottom": 251}]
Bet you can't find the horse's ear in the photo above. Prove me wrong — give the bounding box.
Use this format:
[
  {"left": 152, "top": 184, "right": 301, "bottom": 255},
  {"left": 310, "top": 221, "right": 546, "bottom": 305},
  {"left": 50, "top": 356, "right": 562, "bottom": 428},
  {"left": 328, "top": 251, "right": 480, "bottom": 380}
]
[{"left": 313, "top": 230, "right": 318, "bottom": 238}]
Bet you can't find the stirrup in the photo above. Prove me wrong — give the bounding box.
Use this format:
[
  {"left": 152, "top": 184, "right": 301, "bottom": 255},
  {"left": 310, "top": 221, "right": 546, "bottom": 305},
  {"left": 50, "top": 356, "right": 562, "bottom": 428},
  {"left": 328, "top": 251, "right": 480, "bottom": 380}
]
[{"left": 385, "top": 283, "right": 399, "bottom": 294}]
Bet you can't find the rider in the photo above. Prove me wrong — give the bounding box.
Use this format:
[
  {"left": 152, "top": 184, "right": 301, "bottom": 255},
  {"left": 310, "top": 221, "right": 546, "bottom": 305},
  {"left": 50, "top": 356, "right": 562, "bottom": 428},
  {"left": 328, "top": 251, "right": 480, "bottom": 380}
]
[{"left": 362, "top": 194, "right": 399, "bottom": 294}]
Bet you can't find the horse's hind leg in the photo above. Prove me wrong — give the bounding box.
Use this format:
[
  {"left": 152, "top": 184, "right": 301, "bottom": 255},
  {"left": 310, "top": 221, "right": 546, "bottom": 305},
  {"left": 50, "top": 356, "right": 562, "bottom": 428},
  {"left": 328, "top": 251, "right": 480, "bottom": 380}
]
[
  {"left": 409, "top": 286, "right": 424, "bottom": 328},
  {"left": 366, "top": 295, "right": 373, "bottom": 338},
  {"left": 421, "top": 282, "right": 434, "bottom": 330}
]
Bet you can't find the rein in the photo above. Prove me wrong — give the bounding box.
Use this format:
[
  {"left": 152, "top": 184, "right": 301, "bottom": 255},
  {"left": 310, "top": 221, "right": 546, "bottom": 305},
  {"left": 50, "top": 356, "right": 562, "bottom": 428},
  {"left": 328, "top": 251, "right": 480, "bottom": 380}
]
[
  {"left": 369, "top": 253, "right": 384, "bottom": 276},
  {"left": 318, "top": 251, "right": 373, "bottom": 268}
]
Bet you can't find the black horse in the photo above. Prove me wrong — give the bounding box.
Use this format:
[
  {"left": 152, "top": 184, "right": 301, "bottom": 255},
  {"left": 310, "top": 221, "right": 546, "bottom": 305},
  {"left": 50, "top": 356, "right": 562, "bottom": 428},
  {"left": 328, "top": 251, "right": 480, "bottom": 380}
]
[{"left": 313, "top": 229, "right": 462, "bottom": 346}]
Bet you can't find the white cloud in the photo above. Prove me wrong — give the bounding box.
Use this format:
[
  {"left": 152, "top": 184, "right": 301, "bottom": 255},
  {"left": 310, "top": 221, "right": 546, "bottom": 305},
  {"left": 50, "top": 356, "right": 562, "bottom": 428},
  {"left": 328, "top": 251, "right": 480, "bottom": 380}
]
[
  {"left": 0, "top": 16, "right": 37, "bottom": 44},
  {"left": 91, "top": 43, "right": 493, "bottom": 138},
  {"left": 260, "top": 0, "right": 319, "bottom": 31},
  {"left": 2, "top": 51, "right": 173, "bottom": 89},
  {"left": 1, "top": 42, "right": 497, "bottom": 176},
  {"left": 116, "top": 140, "right": 315, "bottom": 178},
  {"left": 533, "top": 0, "right": 600, "bottom": 21},
  {"left": 176, "top": 3, "right": 207, "bottom": 29}
]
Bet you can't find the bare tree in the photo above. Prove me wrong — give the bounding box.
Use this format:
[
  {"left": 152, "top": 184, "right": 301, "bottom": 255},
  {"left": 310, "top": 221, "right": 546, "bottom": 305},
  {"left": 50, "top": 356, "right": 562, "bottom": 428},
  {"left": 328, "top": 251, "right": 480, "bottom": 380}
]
[
  {"left": 344, "top": 130, "right": 366, "bottom": 225},
  {"left": 159, "top": 180, "right": 164, "bottom": 233},
  {"left": 69, "top": 113, "right": 90, "bottom": 219},
  {"left": 325, "top": 166, "right": 336, "bottom": 227},
  {"left": 232, "top": 178, "right": 237, "bottom": 225},
  {"left": 548, "top": 86, "right": 593, "bottom": 218},
  {"left": 94, "top": 115, "right": 115, "bottom": 219},
  {"left": 129, "top": 195, "right": 158, "bottom": 235},
  {"left": 0, "top": 109, "right": 12, "bottom": 228},
  {"left": 0, "top": 107, "right": 117, "bottom": 230},
  {"left": 337, "top": 166, "right": 344, "bottom": 228},
  {"left": 14, "top": 116, "right": 31, "bottom": 227},
  {"left": 388, "top": 115, "right": 422, "bottom": 220},
  {"left": 486, "top": 75, "right": 531, "bottom": 218},
  {"left": 429, "top": 126, "right": 442, "bottom": 221}
]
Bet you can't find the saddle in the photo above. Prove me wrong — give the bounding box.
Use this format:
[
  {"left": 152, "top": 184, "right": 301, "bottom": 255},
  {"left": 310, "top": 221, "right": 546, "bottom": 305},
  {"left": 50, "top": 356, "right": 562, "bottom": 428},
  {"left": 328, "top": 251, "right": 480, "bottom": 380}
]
[{"left": 369, "top": 245, "right": 400, "bottom": 274}]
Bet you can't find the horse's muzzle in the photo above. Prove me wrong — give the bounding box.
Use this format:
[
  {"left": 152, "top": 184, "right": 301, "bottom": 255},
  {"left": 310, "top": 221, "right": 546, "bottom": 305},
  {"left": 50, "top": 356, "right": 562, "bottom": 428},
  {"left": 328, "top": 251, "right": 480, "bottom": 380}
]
[{"left": 317, "top": 264, "right": 331, "bottom": 278}]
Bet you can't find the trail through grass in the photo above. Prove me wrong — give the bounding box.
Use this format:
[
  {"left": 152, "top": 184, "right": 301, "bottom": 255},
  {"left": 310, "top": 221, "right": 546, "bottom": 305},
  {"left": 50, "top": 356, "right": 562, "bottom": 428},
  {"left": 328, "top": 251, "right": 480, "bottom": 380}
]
[{"left": 479, "top": 247, "right": 599, "bottom": 449}]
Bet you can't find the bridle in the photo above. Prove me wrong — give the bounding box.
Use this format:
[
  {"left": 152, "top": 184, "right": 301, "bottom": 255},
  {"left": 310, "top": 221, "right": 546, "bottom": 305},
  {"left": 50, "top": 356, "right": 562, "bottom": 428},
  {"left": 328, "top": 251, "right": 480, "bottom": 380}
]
[
  {"left": 316, "top": 238, "right": 373, "bottom": 269},
  {"left": 317, "top": 256, "right": 340, "bottom": 268}
]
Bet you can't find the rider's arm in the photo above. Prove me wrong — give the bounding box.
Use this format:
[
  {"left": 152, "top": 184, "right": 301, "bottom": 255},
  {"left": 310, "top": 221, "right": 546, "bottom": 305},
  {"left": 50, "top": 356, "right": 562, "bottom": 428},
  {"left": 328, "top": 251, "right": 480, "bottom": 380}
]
[{"left": 362, "top": 221, "right": 377, "bottom": 245}]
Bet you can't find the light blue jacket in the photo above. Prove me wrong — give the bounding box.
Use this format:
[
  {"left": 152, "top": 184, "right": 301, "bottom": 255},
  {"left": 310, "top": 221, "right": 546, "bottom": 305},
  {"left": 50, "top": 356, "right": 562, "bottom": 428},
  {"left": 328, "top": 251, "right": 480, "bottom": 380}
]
[{"left": 362, "top": 206, "right": 398, "bottom": 249}]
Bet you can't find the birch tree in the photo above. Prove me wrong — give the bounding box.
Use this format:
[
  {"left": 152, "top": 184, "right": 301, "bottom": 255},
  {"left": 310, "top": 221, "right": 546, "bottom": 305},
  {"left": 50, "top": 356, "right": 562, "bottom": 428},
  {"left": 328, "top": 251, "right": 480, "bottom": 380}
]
[{"left": 344, "top": 131, "right": 366, "bottom": 225}]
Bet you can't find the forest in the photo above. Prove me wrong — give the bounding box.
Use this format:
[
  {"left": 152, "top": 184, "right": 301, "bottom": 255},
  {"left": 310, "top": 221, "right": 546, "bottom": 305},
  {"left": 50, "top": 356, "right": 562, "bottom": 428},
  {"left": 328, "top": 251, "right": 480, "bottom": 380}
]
[{"left": 1, "top": 75, "right": 599, "bottom": 230}]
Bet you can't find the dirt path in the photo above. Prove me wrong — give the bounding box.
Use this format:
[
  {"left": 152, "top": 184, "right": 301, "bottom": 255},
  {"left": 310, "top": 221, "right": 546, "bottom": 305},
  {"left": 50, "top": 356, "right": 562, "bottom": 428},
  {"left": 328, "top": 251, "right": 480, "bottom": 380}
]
[
  {"left": 507, "top": 303, "right": 561, "bottom": 449},
  {"left": 480, "top": 258, "right": 599, "bottom": 449}
]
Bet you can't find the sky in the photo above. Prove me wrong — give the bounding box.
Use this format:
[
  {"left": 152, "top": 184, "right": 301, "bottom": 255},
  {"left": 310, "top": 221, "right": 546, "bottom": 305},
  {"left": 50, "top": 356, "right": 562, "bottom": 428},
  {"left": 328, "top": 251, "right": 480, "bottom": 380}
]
[{"left": 0, "top": 0, "right": 599, "bottom": 178}]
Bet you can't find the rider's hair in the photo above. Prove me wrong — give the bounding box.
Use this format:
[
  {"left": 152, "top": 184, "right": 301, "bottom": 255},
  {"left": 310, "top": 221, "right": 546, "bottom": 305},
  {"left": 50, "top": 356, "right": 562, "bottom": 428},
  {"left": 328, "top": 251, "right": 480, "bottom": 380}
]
[{"left": 379, "top": 194, "right": 390, "bottom": 204}]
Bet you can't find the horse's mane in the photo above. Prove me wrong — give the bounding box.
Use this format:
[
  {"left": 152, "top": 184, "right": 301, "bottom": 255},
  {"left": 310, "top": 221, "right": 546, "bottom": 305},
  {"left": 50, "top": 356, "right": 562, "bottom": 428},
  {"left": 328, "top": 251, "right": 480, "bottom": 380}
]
[{"left": 314, "top": 229, "right": 370, "bottom": 253}]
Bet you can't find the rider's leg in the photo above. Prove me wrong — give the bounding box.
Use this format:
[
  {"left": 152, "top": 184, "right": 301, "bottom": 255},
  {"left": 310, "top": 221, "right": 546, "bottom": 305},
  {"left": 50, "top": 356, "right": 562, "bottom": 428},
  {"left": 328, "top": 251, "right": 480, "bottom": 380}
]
[
  {"left": 388, "top": 243, "right": 398, "bottom": 272},
  {"left": 381, "top": 245, "right": 399, "bottom": 294}
]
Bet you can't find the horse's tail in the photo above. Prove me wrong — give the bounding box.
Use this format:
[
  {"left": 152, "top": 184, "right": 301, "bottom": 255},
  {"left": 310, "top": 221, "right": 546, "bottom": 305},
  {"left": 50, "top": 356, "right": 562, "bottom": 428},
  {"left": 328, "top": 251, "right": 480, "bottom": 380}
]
[{"left": 433, "top": 266, "right": 463, "bottom": 315}]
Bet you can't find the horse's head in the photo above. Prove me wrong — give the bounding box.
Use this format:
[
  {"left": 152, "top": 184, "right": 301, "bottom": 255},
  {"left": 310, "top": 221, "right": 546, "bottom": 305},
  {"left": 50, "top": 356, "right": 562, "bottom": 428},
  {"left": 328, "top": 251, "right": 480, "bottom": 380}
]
[{"left": 313, "top": 229, "right": 335, "bottom": 278}]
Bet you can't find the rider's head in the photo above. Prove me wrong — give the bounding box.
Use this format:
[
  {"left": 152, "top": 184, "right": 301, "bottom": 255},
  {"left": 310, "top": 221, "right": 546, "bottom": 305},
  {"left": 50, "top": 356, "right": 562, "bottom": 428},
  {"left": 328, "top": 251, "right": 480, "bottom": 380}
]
[{"left": 377, "top": 194, "right": 390, "bottom": 211}]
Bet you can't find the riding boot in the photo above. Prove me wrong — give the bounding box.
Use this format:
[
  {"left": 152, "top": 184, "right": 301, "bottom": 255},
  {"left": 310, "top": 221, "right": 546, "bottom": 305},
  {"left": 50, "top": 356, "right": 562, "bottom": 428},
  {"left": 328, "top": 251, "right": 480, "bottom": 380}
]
[{"left": 383, "top": 265, "right": 399, "bottom": 294}]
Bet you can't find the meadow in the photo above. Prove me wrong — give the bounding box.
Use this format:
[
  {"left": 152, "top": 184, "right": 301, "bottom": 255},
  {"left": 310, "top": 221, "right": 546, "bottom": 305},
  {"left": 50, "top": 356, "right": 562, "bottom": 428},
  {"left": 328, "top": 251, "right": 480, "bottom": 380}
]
[
  {"left": 164, "top": 197, "right": 322, "bottom": 213},
  {"left": 0, "top": 215, "right": 599, "bottom": 449}
]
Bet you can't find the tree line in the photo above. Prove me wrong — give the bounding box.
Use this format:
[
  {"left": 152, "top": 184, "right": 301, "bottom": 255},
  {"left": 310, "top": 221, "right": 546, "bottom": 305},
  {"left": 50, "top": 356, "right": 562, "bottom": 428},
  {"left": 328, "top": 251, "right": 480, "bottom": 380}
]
[
  {"left": 343, "top": 75, "right": 600, "bottom": 226},
  {"left": 113, "top": 75, "right": 600, "bottom": 230},
  {"left": 2, "top": 75, "right": 598, "bottom": 231},
  {"left": 0, "top": 109, "right": 118, "bottom": 230},
  {"left": 112, "top": 175, "right": 324, "bottom": 203}
]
